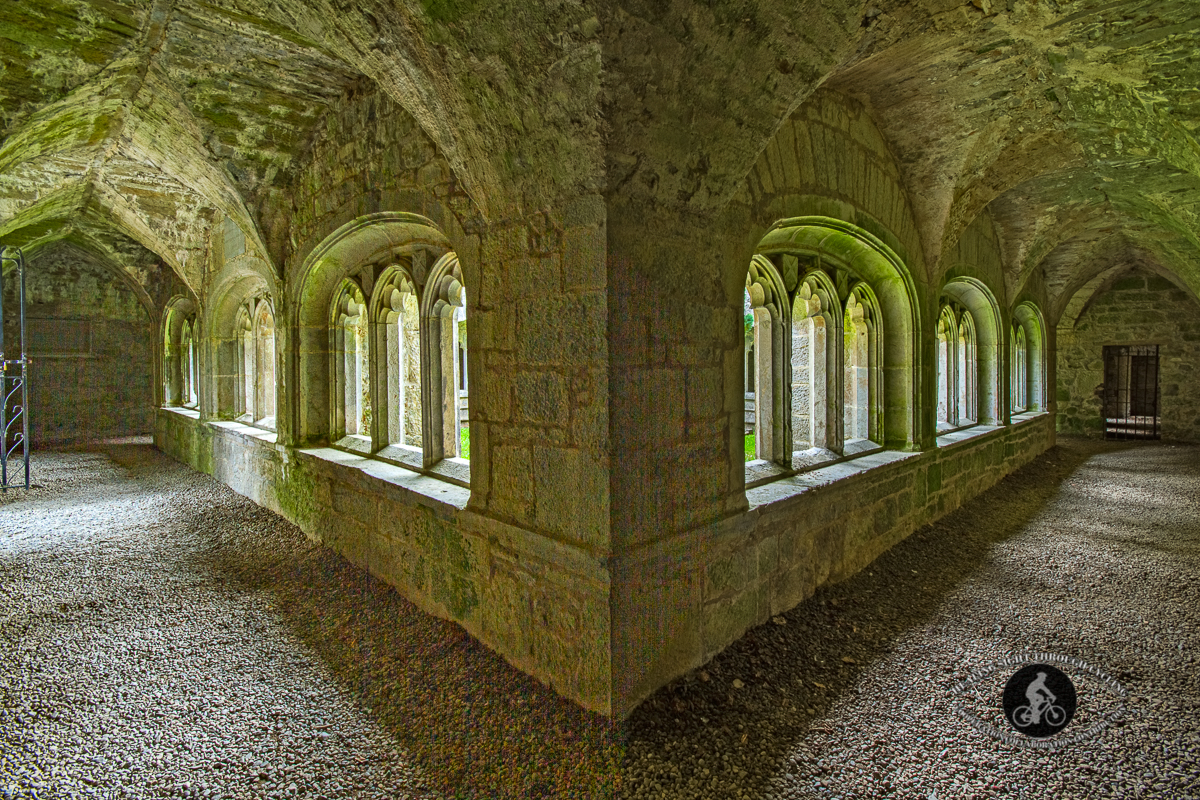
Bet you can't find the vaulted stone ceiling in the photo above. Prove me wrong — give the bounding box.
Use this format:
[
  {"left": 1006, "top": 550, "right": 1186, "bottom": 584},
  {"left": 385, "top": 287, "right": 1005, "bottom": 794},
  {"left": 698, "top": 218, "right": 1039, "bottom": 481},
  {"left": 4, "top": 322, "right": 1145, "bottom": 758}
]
[{"left": 1, "top": 0, "right": 1198, "bottom": 319}]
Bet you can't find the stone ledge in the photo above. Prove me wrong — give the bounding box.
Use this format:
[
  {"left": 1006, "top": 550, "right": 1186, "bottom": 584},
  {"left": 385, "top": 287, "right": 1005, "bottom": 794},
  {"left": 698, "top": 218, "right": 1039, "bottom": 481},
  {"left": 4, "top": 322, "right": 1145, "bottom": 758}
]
[
  {"left": 162, "top": 406, "right": 200, "bottom": 420},
  {"left": 210, "top": 418, "right": 279, "bottom": 446},
  {"left": 745, "top": 448, "right": 916, "bottom": 512},
  {"left": 298, "top": 446, "right": 470, "bottom": 513},
  {"left": 936, "top": 423, "right": 1002, "bottom": 449}
]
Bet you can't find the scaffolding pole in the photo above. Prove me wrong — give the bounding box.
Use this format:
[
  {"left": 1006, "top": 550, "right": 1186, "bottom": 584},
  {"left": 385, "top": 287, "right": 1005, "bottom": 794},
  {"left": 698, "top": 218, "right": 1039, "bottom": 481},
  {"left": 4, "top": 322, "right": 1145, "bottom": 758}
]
[{"left": 1, "top": 245, "right": 30, "bottom": 490}]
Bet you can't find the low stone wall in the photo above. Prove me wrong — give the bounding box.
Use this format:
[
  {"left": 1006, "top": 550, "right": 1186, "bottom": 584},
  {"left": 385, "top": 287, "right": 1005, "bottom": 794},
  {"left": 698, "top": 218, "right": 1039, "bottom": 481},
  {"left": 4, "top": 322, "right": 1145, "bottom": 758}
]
[
  {"left": 611, "top": 415, "right": 1055, "bottom": 715},
  {"left": 158, "top": 408, "right": 1053, "bottom": 717},
  {"left": 154, "top": 409, "right": 613, "bottom": 713}
]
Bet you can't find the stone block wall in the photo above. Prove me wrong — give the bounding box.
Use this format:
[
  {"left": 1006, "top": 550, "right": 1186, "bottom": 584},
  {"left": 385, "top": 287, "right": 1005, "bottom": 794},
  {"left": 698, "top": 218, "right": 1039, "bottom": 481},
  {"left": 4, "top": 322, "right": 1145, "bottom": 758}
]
[
  {"left": 160, "top": 406, "right": 1053, "bottom": 717},
  {"left": 283, "top": 81, "right": 475, "bottom": 273},
  {"left": 276, "top": 81, "right": 613, "bottom": 551},
  {"left": 5, "top": 246, "right": 153, "bottom": 445},
  {"left": 155, "top": 408, "right": 613, "bottom": 712},
  {"left": 611, "top": 415, "right": 1054, "bottom": 714},
  {"left": 1057, "top": 270, "right": 1200, "bottom": 441},
  {"left": 737, "top": 89, "right": 925, "bottom": 280}
]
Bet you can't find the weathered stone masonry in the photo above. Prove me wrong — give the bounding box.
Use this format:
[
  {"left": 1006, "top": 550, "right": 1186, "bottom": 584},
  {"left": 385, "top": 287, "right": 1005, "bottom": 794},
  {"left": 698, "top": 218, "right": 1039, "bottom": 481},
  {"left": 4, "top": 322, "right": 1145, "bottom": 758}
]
[
  {"left": 5, "top": 0, "right": 1200, "bottom": 721},
  {"left": 1057, "top": 269, "right": 1200, "bottom": 443},
  {"left": 154, "top": 85, "right": 1065, "bottom": 717}
]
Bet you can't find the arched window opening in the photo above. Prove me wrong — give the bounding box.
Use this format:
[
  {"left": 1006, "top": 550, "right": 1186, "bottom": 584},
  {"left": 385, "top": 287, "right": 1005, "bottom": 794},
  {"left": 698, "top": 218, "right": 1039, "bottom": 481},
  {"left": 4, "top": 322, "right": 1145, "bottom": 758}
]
[
  {"left": 254, "top": 301, "right": 276, "bottom": 428},
  {"left": 333, "top": 280, "right": 370, "bottom": 449},
  {"left": 941, "top": 279, "right": 1001, "bottom": 426},
  {"left": 745, "top": 256, "right": 788, "bottom": 465},
  {"left": 373, "top": 268, "right": 422, "bottom": 459},
  {"left": 936, "top": 306, "right": 957, "bottom": 430},
  {"left": 452, "top": 286, "right": 469, "bottom": 459},
  {"left": 1011, "top": 302, "right": 1045, "bottom": 414},
  {"left": 163, "top": 299, "right": 198, "bottom": 409},
  {"left": 791, "top": 277, "right": 833, "bottom": 455},
  {"left": 421, "top": 254, "right": 470, "bottom": 464},
  {"left": 957, "top": 310, "right": 977, "bottom": 425},
  {"left": 843, "top": 284, "right": 882, "bottom": 447},
  {"left": 181, "top": 318, "right": 198, "bottom": 409},
  {"left": 294, "top": 212, "right": 470, "bottom": 480},
  {"left": 1011, "top": 325, "right": 1027, "bottom": 414},
  {"left": 230, "top": 297, "right": 276, "bottom": 429},
  {"left": 236, "top": 305, "right": 254, "bottom": 420},
  {"left": 757, "top": 217, "right": 919, "bottom": 455},
  {"left": 742, "top": 289, "right": 755, "bottom": 459}
]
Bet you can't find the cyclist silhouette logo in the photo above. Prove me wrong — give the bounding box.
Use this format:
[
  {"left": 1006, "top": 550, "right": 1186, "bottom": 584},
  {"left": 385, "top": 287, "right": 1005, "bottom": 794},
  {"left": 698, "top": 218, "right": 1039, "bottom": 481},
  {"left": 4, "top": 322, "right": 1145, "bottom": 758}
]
[{"left": 1003, "top": 664, "right": 1077, "bottom": 738}]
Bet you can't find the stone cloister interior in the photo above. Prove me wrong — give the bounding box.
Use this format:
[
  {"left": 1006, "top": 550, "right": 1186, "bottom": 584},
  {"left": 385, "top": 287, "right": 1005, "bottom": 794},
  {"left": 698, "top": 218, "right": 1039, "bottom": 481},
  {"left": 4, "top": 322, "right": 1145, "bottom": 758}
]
[{"left": 2, "top": 1, "right": 1200, "bottom": 792}]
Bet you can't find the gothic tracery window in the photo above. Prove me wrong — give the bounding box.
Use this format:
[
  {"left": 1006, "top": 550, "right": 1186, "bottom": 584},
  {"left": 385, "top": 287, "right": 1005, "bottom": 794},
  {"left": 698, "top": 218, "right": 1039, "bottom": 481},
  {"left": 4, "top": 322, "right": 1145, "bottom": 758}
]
[
  {"left": 374, "top": 268, "right": 422, "bottom": 451},
  {"left": 234, "top": 298, "right": 277, "bottom": 429},
  {"left": 1011, "top": 324, "right": 1027, "bottom": 414},
  {"left": 181, "top": 317, "right": 198, "bottom": 409},
  {"left": 936, "top": 302, "right": 979, "bottom": 430},
  {"left": 333, "top": 280, "right": 371, "bottom": 448}
]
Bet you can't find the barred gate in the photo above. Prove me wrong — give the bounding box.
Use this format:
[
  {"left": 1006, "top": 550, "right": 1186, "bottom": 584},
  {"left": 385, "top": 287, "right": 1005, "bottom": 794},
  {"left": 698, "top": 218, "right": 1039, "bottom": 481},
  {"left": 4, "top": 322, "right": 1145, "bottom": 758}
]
[
  {"left": 1103, "top": 344, "right": 1160, "bottom": 441},
  {"left": 1, "top": 246, "right": 30, "bottom": 489}
]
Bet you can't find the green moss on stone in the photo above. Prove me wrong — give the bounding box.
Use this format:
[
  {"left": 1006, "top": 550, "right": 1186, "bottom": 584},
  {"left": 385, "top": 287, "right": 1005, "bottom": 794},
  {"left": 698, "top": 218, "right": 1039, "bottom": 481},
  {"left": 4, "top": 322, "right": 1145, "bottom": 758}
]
[
  {"left": 420, "top": 0, "right": 484, "bottom": 25},
  {"left": 275, "top": 461, "right": 318, "bottom": 532},
  {"left": 432, "top": 568, "right": 479, "bottom": 618}
]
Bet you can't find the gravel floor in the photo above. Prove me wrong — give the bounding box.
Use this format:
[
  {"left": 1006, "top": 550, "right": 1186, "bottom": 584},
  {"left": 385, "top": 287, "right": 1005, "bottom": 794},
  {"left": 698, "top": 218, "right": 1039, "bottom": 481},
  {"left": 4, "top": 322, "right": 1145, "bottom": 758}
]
[{"left": 1, "top": 438, "right": 1198, "bottom": 799}]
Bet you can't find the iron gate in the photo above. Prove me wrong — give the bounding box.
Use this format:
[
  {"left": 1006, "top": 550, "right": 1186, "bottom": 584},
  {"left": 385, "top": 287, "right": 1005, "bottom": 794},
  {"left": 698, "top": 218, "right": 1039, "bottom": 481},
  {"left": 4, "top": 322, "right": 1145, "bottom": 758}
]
[
  {"left": 1, "top": 245, "right": 30, "bottom": 489},
  {"left": 1103, "top": 344, "right": 1160, "bottom": 441}
]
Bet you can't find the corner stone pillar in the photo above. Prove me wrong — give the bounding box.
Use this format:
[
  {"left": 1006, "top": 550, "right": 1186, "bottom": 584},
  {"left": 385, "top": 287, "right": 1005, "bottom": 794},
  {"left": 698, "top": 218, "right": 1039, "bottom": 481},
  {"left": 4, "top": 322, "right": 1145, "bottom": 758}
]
[{"left": 605, "top": 200, "right": 753, "bottom": 715}]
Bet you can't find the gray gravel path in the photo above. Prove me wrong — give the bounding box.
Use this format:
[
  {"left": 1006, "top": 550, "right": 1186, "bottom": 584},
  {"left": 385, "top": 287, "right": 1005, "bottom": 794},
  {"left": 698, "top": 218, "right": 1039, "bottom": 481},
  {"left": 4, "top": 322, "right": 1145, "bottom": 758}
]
[
  {"left": 0, "top": 440, "right": 617, "bottom": 800},
  {"left": 619, "top": 439, "right": 1200, "bottom": 799},
  {"left": 2, "top": 438, "right": 1197, "bottom": 799}
]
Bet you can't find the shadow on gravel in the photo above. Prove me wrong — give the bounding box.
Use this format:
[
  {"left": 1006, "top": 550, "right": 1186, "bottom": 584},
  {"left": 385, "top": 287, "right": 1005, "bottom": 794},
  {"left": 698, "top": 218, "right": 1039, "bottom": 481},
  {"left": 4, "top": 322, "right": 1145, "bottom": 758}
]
[
  {"left": 615, "top": 439, "right": 1124, "bottom": 798},
  {"left": 75, "top": 437, "right": 1165, "bottom": 799},
  {"left": 180, "top": 477, "right": 625, "bottom": 800}
]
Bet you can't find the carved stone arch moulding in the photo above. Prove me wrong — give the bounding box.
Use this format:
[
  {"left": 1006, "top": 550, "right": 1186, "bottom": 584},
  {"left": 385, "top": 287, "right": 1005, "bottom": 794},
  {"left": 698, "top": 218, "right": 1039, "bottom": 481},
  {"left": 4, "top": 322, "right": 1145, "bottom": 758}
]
[
  {"left": 370, "top": 264, "right": 418, "bottom": 323},
  {"left": 745, "top": 255, "right": 792, "bottom": 465},
  {"left": 292, "top": 213, "right": 452, "bottom": 446},
  {"left": 1012, "top": 300, "right": 1047, "bottom": 413},
  {"left": 757, "top": 216, "right": 920, "bottom": 450},
  {"left": 162, "top": 295, "right": 199, "bottom": 409},
  {"left": 421, "top": 253, "right": 466, "bottom": 319}
]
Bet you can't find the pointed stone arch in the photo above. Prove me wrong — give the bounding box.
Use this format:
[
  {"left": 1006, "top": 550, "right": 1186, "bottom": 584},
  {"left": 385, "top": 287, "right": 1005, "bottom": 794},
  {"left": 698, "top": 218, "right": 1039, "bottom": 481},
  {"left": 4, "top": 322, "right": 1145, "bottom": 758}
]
[
  {"left": 745, "top": 255, "right": 791, "bottom": 464},
  {"left": 758, "top": 216, "right": 921, "bottom": 450},
  {"left": 292, "top": 212, "right": 452, "bottom": 446}
]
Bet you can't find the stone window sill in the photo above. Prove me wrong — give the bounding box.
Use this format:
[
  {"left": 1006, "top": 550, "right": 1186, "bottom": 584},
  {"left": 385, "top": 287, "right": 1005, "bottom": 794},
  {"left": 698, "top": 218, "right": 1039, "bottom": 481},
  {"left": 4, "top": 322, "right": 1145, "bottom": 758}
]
[
  {"left": 936, "top": 423, "right": 1002, "bottom": 448},
  {"left": 746, "top": 448, "right": 917, "bottom": 510},
  {"left": 936, "top": 419, "right": 979, "bottom": 435},
  {"left": 301, "top": 446, "right": 470, "bottom": 511},
  {"left": 162, "top": 406, "right": 200, "bottom": 420},
  {"left": 332, "top": 442, "right": 472, "bottom": 490},
  {"left": 745, "top": 440, "right": 886, "bottom": 490},
  {"left": 234, "top": 413, "right": 277, "bottom": 434},
  {"left": 211, "top": 419, "right": 279, "bottom": 445}
]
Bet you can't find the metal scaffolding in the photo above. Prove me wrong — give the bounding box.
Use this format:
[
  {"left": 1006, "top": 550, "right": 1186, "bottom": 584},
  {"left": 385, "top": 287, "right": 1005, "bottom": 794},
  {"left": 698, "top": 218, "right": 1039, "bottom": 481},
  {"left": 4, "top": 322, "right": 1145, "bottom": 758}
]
[{"left": 1, "top": 245, "right": 30, "bottom": 490}]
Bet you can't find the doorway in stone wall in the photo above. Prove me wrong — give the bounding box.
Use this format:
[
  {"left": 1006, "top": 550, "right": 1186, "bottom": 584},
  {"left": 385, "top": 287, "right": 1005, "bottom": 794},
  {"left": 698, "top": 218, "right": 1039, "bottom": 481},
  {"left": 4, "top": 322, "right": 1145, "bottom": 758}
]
[{"left": 1103, "top": 344, "right": 1160, "bottom": 440}]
